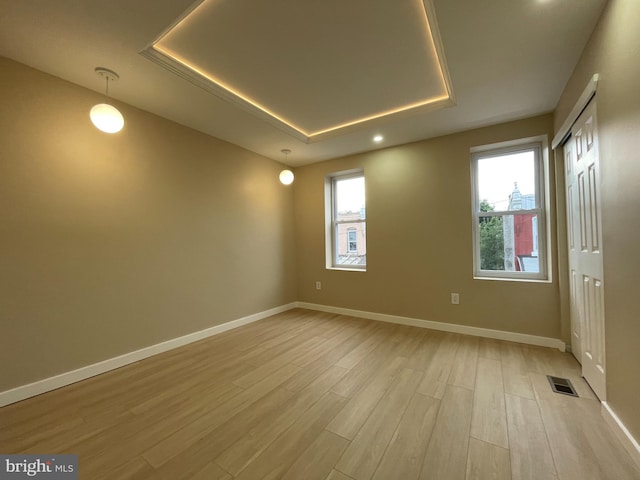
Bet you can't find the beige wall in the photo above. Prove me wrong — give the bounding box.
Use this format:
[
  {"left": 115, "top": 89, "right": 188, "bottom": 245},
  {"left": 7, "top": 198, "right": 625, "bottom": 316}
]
[
  {"left": 294, "top": 114, "right": 561, "bottom": 339},
  {"left": 554, "top": 0, "right": 640, "bottom": 443},
  {"left": 0, "top": 58, "right": 297, "bottom": 392}
]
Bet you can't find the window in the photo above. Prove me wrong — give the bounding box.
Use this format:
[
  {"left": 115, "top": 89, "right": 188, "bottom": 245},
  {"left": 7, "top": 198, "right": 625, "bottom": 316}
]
[
  {"left": 347, "top": 229, "right": 357, "bottom": 253},
  {"left": 471, "top": 140, "right": 548, "bottom": 280},
  {"left": 325, "top": 171, "right": 366, "bottom": 269}
]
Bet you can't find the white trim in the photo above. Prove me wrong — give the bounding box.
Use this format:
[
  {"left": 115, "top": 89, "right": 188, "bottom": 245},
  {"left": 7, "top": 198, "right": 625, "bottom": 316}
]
[
  {"left": 602, "top": 402, "right": 640, "bottom": 470},
  {"left": 0, "top": 303, "right": 297, "bottom": 408},
  {"left": 423, "top": 0, "right": 455, "bottom": 105},
  {"left": 140, "top": 46, "right": 310, "bottom": 143},
  {"left": 326, "top": 267, "right": 367, "bottom": 273},
  {"left": 296, "top": 302, "right": 565, "bottom": 351},
  {"left": 552, "top": 74, "right": 599, "bottom": 149}
]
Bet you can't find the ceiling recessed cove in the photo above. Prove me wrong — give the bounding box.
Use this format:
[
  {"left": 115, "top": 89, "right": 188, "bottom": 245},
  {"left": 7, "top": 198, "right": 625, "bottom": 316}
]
[{"left": 141, "top": 0, "right": 454, "bottom": 143}]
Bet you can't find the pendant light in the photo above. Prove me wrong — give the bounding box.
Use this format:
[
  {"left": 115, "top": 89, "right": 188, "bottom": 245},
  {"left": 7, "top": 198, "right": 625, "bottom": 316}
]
[
  {"left": 279, "top": 149, "right": 294, "bottom": 185},
  {"left": 90, "top": 67, "right": 124, "bottom": 134}
]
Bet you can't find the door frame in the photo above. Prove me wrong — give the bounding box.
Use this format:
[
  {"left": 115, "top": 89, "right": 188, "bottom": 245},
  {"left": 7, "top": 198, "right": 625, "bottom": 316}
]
[{"left": 552, "top": 74, "right": 599, "bottom": 150}]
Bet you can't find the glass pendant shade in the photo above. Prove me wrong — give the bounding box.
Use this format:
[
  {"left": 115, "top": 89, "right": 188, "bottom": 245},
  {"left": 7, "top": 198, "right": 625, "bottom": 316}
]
[
  {"left": 279, "top": 169, "right": 294, "bottom": 185},
  {"left": 90, "top": 103, "right": 124, "bottom": 133},
  {"left": 279, "top": 149, "right": 294, "bottom": 185}
]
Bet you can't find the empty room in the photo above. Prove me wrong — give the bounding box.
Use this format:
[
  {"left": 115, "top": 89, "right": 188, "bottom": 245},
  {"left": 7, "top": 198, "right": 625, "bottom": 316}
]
[{"left": 1, "top": 0, "right": 639, "bottom": 479}]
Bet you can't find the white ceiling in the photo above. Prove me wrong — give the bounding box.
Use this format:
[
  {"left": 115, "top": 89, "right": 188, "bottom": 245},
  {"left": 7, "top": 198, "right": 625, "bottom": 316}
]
[{"left": 0, "top": 0, "right": 606, "bottom": 166}]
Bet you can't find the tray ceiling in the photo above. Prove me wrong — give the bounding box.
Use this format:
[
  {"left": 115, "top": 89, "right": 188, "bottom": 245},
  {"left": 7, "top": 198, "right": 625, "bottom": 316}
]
[{"left": 143, "top": 0, "right": 454, "bottom": 142}]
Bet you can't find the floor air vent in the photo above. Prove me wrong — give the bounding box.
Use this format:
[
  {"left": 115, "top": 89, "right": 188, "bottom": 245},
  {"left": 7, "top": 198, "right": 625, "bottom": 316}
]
[{"left": 547, "top": 375, "right": 578, "bottom": 397}]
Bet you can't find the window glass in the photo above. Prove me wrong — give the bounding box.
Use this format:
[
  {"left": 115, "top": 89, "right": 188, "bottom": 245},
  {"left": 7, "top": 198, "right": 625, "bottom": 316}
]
[
  {"left": 477, "top": 151, "right": 537, "bottom": 212},
  {"left": 335, "top": 176, "right": 366, "bottom": 220},
  {"left": 347, "top": 229, "right": 357, "bottom": 253},
  {"left": 477, "top": 214, "right": 541, "bottom": 273}
]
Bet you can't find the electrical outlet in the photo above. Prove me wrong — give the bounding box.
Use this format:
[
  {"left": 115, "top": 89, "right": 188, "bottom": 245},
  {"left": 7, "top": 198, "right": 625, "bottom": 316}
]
[
  {"left": 451, "top": 293, "right": 460, "bottom": 305},
  {"left": 316, "top": 281, "right": 322, "bottom": 290}
]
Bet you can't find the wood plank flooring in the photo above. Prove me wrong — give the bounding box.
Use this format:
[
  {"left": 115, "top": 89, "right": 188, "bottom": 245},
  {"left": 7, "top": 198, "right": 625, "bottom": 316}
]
[{"left": 1, "top": 308, "right": 639, "bottom": 480}]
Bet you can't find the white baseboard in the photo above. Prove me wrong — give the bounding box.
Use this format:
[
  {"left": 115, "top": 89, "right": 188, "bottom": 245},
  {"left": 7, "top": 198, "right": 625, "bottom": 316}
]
[
  {"left": 602, "top": 402, "right": 640, "bottom": 470},
  {"left": 296, "top": 302, "right": 566, "bottom": 351},
  {"left": 0, "top": 303, "right": 297, "bottom": 408},
  {"left": 1, "top": 301, "right": 567, "bottom": 408}
]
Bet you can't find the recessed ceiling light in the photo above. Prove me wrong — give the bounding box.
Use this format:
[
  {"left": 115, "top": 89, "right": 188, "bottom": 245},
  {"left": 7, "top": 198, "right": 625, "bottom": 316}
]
[{"left": 373, "top": 135, "right": 384, "bottom": 143}]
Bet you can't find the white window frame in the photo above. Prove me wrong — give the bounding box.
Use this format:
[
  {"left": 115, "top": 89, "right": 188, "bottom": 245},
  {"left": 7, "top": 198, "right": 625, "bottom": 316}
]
[
  {"left": 324, "top": 170, "right": 366, "bottom": 271},
  {"left": 471, "top": 138, "right": 550, "bottom": 281}
]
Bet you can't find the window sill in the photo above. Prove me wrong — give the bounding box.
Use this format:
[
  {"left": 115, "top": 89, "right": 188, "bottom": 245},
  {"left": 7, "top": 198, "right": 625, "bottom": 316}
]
[
  {"left": 326, "top": 266, "right": 367, "bottom": 272},
  {"left": 474, "top": 275, "right": 551, "bottom": 284}
]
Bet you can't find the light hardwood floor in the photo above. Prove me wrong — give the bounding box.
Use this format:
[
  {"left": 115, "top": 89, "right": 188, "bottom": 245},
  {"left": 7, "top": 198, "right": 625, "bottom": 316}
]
[{"left": 1, "top": 309, "right": 639, "bottom": 480}]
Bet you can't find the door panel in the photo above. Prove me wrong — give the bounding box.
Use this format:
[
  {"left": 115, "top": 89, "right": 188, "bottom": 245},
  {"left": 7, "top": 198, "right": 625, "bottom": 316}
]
[{"left": 564, "top": 99, "right": 606, "bottom": 400}]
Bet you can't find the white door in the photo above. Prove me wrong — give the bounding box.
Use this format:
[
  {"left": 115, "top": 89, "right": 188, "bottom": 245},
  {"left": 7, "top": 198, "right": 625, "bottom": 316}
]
[{"left": 564, "top": 99, "right": 606, "bottom": 400}]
